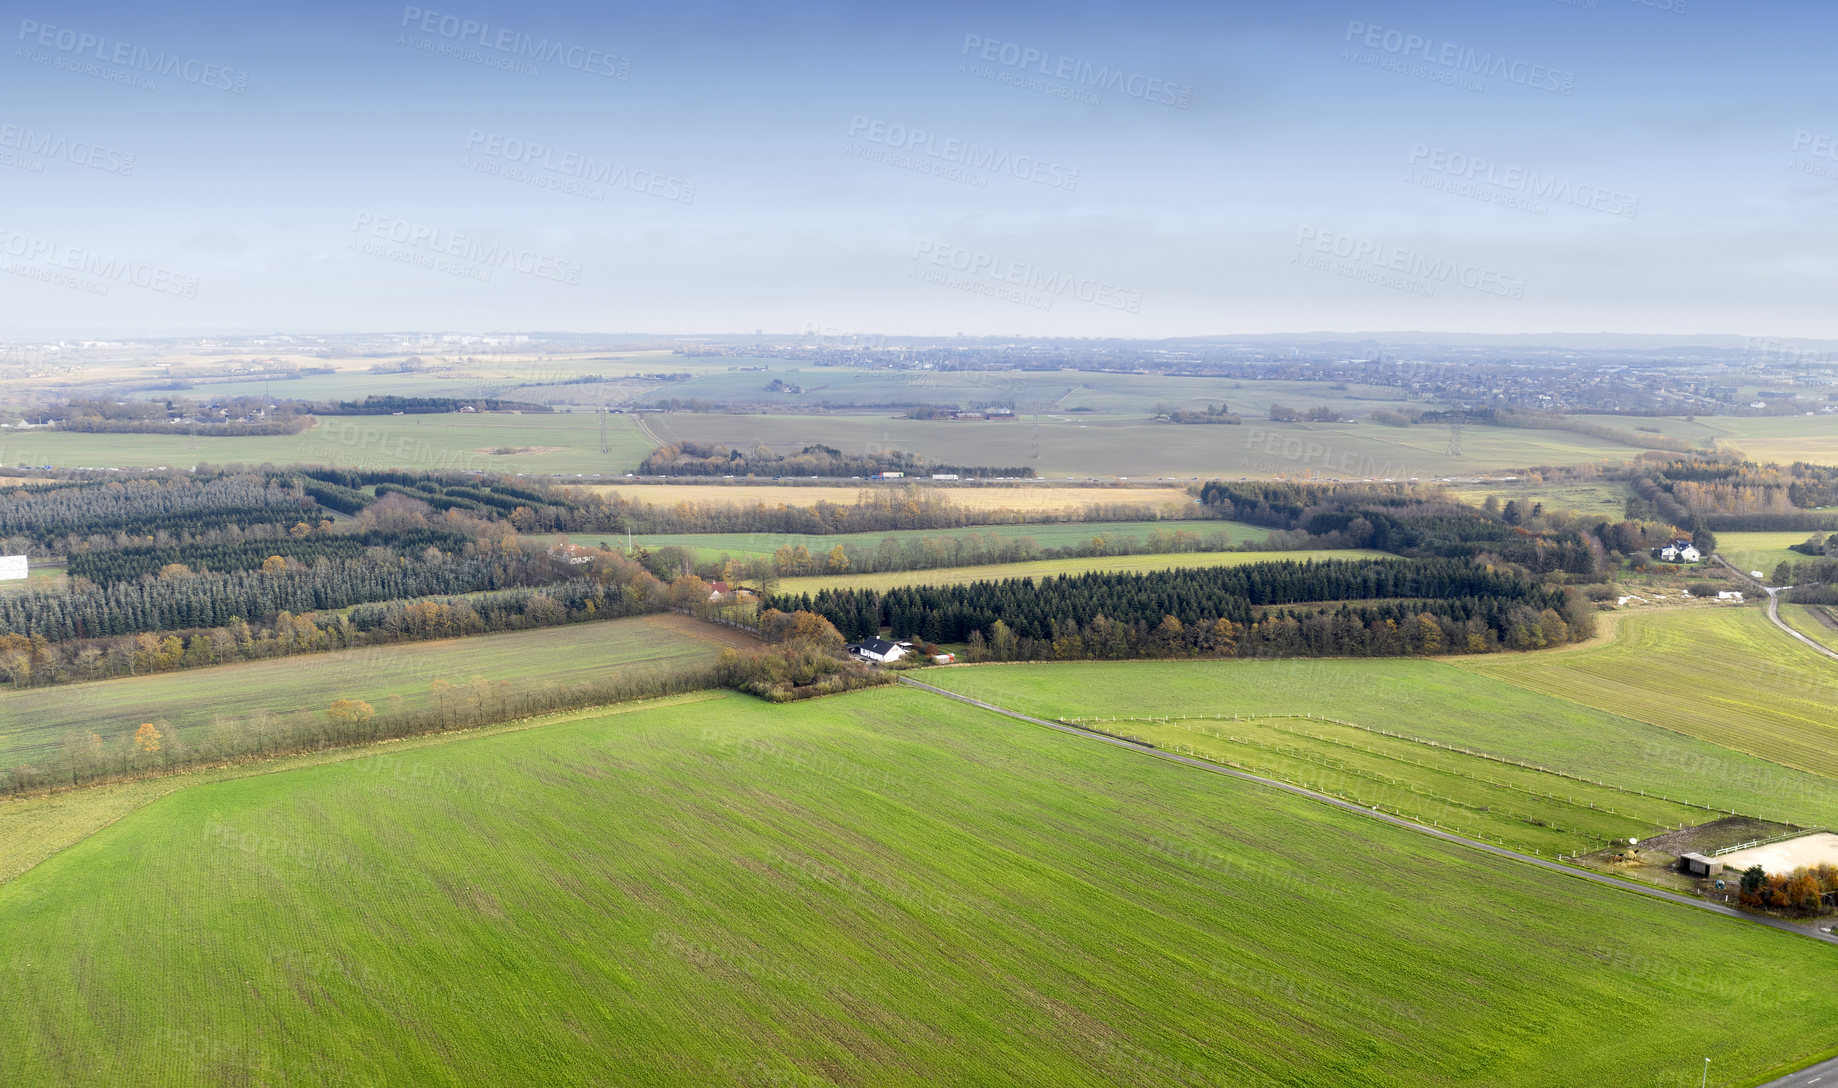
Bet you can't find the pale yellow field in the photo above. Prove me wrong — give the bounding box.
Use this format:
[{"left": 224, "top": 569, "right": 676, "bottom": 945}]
[
  {"left": 1707, "top": 416, "right": 1838, "bottom": 464},
  {"left": 773, "top": 548, "right": 1386, "bottom": 595},
  {"left": 570, "top": 483, "right": 1199, "bottom": 513}
]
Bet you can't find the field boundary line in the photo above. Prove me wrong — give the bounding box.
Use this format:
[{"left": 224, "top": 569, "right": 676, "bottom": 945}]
[
  {"left": 1063, "top": 712, "right": 1750, "bottom": 820},
  {"left": 1767, "top": 592, "right": 1838, "bottom": 665},
  {"left": 1155, "top": 723, "right": 1652, "bottom": 847},
  {"left": 1463, "top": 598, "right": 1838, "bottom": 793},
  {"left": 0, "top": 689, "right": 730, "bottom": 886},
  {"left": 898, "top": 677, "right": 1838, "bottom": 948}
]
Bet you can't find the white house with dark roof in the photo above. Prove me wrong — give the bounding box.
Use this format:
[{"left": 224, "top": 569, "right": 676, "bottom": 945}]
[{"left": 845, "top": 637, "right": 908, "bottom": 663}]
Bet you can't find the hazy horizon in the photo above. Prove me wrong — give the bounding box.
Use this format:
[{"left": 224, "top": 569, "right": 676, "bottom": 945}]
[{"left": 7, "top": 1, "right": 1836, "bottom": 340}]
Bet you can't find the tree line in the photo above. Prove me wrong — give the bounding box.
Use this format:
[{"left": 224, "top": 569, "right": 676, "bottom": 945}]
[
  {"left": 0, "top": 551, "right": 740, "bottom": 687},
  {"left": 770, "top": 558, "right": 1588, "bottom": 652},
  {"left": 756, "top": 526, "right": 1236, "bottom": 579},
  {"left": 66, "top": 528, "right": 469, "bottom": 585},
  {"left": 1630, "top": 460, "right": 1838, "bottom": 532},
  {"left": 1164, "top": 404, "right": 1243, "bottom": 424},
  {"left": 949, "top": 599, "right": 1578, "bottom": 663},
  {"left": 639, "top": 440, "right": 1033, "bottom": 479},
  {"left": 2, "top": 663, "right": 718, "bottom": 797},
  {"left": 0, "top": 551, "right": 555, "bottom": 642},
  {"left": 1200, "top": 478, "right": 1734, "bottom": 576},
  {"left": 1200, "top": 482, "right": 1599, "bottom": 574},
  {"left": 21, "top": 396, "right": 314, "bottom": 435},
  {"left": 0, "top": 604, "right": 861, "bottom": 797},
  {"left": 1737, "top": 863, "right": 1838, "bottom": 916},
  {"left": 590, "top": 485, "right": 1197, "bottom": 537},
  {"left": 7, "top": 466, "right": 1210, "bottom": 544},
  {"left": 47, "top": 417, "right": 313, "bottom": 436},
  {"left": 288, "top": 395, "right": 552, "bottom": 415},
  {"left": 0, "top": 475, "right": 312, "bottom": 546},
  {"left": 293, "top": 467, "right": 576, "bottom": 521}
]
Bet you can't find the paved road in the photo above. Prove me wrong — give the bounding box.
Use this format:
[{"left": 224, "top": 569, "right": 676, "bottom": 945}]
[
  {"left": 1766, "top": 592, "right": 1838, "bottom": 663},
  {"left": 1713, "top": 553, "right": 1773, "bottom": 591},
  {"left": 899, "top": 677, "right": 1838, "bottom": 949},
  {"left": 1715, "top": 548, "right": 1838, "bottom": 662},
  {"left": 1763, "top": 1054, "right": 1838, "bottom": 1088}
]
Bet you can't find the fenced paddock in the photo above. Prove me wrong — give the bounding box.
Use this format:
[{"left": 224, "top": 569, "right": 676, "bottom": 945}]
[{"left": 1716, "top": 832, "right": 1838, "bottom": 874}]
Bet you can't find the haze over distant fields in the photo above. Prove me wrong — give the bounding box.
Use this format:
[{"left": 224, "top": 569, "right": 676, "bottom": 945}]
[{"left": 5, "top": 0, "right": 1836, "bottom": 339}]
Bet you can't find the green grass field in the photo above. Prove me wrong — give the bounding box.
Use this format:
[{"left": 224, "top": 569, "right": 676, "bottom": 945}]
[
  {"left": 1, "top": 412, "right": 654, "bottom": 475},
  {"left": 4, "top": 684, "right": 1836, "bottom": 1086},
  {"left": 1717, "top": 532, "right": 1818, "bottom": 576},
  {"left": 1123, "top": 715, "right": 1708, "bottom": 857},
  {"left": 632, "top": 368, "right": 1419, "bottom": 417},
  {"left": 1780, "top": 603, "right": 1838, "bottom": 654},
  {"left": 121, "top": 350, "right": 706, "bottom": 405},
  {"left": 527, "top": 519, "right": 1278, "bottom": 564},
  {"left": 1562, "top": 413, "right": 1838, "bottom": 466},
  {"left": 1446, "top": 478, "right": 1633, "bottom": 519},
  {"left": 773, "top": 549, "right": 1388, "bottom": 595},
  {"left": 647, "top": 412, "right": 1648, "bottom": 480},
  {"left": 1456, "top": 608, "right": 1838, "bottom": 782},
  {"left": 921, "top": 650, "right": 1838, "bottom": 829},
  {"left": 1703, "top": 415, "right": 1838, "bottom": 464},
  {"left": 11, "top": 404, "right": 1774, "bottom": 482},
  {"left": 0, "top": 614, "right": 741, "bottom": 765}
]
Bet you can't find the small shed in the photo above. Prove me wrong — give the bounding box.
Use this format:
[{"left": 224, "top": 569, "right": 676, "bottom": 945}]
[{"left": 1681, "top": 852, "right": 1721, "bottom": 877}]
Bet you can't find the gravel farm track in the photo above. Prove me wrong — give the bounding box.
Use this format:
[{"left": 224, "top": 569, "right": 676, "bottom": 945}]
[{"left": 896, "top": 677, "right": 1838, "bottom": 950}]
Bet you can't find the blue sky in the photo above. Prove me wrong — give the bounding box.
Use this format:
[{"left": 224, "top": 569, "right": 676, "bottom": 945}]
[{"left": 3, "top": 0, "right": 1834, "bottom": 338}]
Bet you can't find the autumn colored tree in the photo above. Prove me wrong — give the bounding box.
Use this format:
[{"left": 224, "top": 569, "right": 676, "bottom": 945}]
[
  {"left": 326, "top": 699, "right": 376, "bottom": 726},
  {"left": 134, "top": 722, "right": 162, "bottom": 753},
  {"left": 664, "top": 574, "right": 713, "bottom": 609},
  {"left": 756, "top": 608, "right": 845, "bottom": 648},
  {"left": 1208, "top": 618, "right": 1239, "bottom": 657},
  {"left": 1152, "top": 615, "right": 1185, "bottom": 656},
  {"left": 1786, "top": 868, "right": 1823, "bottom": 913},
  {"left": 773, "top": 545, "right": 816, "bottom": 576}
]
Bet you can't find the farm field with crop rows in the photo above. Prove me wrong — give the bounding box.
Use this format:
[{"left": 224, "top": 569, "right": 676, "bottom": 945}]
[{"left": 5, "top": 685, "right": 1837, "bottom": 1087}]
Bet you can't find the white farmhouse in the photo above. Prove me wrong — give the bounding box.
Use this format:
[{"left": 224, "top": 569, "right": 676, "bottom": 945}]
[{"left": 845, "top": 637, "right": 909, "bottom": 663}]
